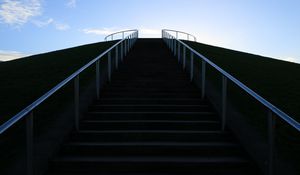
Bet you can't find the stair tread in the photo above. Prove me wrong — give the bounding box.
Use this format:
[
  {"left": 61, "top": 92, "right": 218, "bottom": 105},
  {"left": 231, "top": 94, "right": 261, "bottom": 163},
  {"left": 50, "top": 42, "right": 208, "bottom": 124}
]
[
  {"left": 82, "top": 120, "right": 219, "bottom": 123},
  {"left": 54, "top": 156, "right": 249, "bottom": 163},
  {"left": 65, "top": 142, "right": 238, "bottom": 147},
  {"left": 76, "top": 130, "right": 226, "bottom": 134},
  {"left": 91, "top": 104, "right": 208, "bottom": 107},
  {"left": 88, "top": 111, "right": 215, "bottom": 114}
]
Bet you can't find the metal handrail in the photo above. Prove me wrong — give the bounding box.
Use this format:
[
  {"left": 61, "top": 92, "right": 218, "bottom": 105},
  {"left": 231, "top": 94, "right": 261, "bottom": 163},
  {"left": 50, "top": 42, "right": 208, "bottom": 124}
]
[
  {"left": 105, "top": 29, "right": 138, "bottom": 41},
  {"left": 163, "top": 29, "right": 300, "bottom": 175},
  {"left": 162, "top": 29, "right": 196, "bottom": 41},
  {"left": 162, "top": 30, "right": 300, "bottom": 131},
  {"left": 0, "top": 30, "right": 138, "bottom": 135}
]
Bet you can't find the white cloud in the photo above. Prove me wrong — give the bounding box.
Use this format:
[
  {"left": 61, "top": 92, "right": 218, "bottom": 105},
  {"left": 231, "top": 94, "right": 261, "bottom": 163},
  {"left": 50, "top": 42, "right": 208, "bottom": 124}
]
[
  {"left": 0, "top": 50, "right": 29, "bottom": 61},
  {"left": 66, "top": 0, "right": 76, "bottom": 8},
  {"left": 32, "top": 18, "right": 70, "bottom": 31},
  {"left": 82, "top": 28, "right": 119, "bottom": 35},
  {"left": 54, "top": 22, "right": 70, "bottom": 31},
  {"left": 0, "top": 0, "right": 42, "bottom": 26},
  {"left": 32, "top": 18, "right": 53, "bottom": 27}
]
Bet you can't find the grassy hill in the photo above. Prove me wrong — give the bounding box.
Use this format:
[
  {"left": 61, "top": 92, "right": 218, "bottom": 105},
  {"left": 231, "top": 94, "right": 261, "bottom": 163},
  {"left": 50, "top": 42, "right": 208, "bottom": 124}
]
[
  {"left": 183, "top": 41, "right": 300, "bottom": 173},
  {"left": 0, "top": 41, "right": 116, "bottom": 124},
  {"left": 184, "top": 40, "right": 300, "bottom": 122}
]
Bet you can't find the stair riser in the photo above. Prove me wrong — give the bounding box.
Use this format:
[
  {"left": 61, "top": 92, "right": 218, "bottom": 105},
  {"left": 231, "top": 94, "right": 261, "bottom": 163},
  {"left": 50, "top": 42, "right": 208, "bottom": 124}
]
[
  {"left": 99, "top": 94, "right": 203, "bottom": 98},
  {"left": 60, "top": 145, "right": 243, "bottom": 157},
  {"left": 80, "top": 122, "right": 220, "bottom": 131},
  {"left": 50, "top": 161, "right": 253, "bottom": 174},
  {"left": 88, "top": 106, "right": 211, "bottom": 112},
  {"left": 85, "top": 113, "right": 218, "bottom": 121},
  {"left": 69, "top": 132, "right": 233, "bottom": 142},
  {"left": 106, "top": 85, "right": 201, "bottom": 89},
  {"left": 100, "top": 89, "right": 199, "bottom": 94},
  {"left": 95, "top": 99, "right": 207, "bottom": 105}
]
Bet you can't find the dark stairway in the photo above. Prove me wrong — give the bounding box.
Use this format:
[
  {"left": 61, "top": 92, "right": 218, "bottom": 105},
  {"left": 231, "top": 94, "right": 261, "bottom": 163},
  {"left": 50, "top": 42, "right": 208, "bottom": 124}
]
[{"left": 47, "top": 39, "right": 261, "bottom": 175}]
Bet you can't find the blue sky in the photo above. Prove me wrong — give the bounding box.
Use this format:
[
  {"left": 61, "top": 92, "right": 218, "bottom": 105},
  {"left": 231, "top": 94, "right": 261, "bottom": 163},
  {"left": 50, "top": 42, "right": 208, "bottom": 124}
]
[{"left": 0, "top": 0, "right": 300, "bottom": 63}]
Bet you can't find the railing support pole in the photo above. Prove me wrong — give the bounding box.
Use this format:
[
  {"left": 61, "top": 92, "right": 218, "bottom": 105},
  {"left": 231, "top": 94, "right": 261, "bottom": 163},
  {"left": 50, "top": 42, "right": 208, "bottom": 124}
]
[
  {"left": 26, "top": 111, "right": 33, "bottom": 175},
  {"left": 115, "top": 45, "right": 119, "bottom": 69},
  {"left": 183, "top": 46, "right": 186, "bottom": 70},
  {"left": 176, "top": 31, "right": 178, "bottom": 39},
  {"left": 125, "top": 39, "right": 127, "bottom": 56},
  {"left": 74, "top": 75, "right": 79, "bottom": 131},
  {"left": 171, "top": 38, "right": 173, "bottom": 51},
  {"left": 221, "top": 76, "right": 227, "bottom": 131},
  {"left": 127, "top": 38, "right": 130, "bottom": 52},
  {"left": 177, "top": 42, "right": 180, "bottom": 62},
  {"left": 96, "top": 60, "right": 100, "bottom": 99},
  {"left": 268, "top": 110, "right": 275, "bottom": 175},
  {"left": 190, "top": 51, "right": 194, "bottom": 81},
  {"left": 174, "top": 40, "right": 177, "bottom": 56},
  {"left": 108, "top": 52, "right": 111, "bottom": 82},
  {"left": 121, "top": 41, "right": 124, "bottom": 62},
  {"left": 201, "top": 60, "right": 206, "bottom": 99}
]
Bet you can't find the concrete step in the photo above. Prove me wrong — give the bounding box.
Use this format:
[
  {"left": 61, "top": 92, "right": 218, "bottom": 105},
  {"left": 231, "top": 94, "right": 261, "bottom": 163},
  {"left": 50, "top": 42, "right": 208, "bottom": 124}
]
[
  {"left": 50, "top": 156, "right": 253, "bottom": 174},
  {"left": 100, "top": 88, "right": 200, "bottom": 94},
  {"left": 94, "top": 98, "right": 208, "bottom": 105},
  {"left": 69, "top": 130, "right": 233, "bottom": 142},
  {"left": 80, "top": 120, "right": 220, "bottom": 131},
  {"left": 98, "top": 92, "right": 203, "bottom": 98},
  {"left": 59, "top": 142, "right": 243, "bottom": 157},
  {"left": 88, "top": 104, "right": 211, "bottom": 112},
  {"left": 85, "top": 111, "right": 218, "bottom": 121}
]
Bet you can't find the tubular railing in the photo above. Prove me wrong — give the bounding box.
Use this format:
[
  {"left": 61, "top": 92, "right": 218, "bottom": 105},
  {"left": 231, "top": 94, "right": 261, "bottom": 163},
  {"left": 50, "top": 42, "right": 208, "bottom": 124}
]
[
  {"left": 162, "top": 29, "right": 196, "bottom": 42},
  {"left": 0, "top": 30, "right": 138, "bottom": 175},
  {"left": 162, "top": 30, "right": 300, "bottom": 175},
  {"left": 105, "top": 29, "right": 138, "bottom": 41}
]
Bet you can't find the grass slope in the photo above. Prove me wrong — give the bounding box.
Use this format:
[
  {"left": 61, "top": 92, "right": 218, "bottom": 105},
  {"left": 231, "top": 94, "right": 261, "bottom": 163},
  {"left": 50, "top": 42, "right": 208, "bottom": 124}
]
[
  {"left": 0, "top": 41, "right": 116, "bottom": 124},
  {"left": 184, "top": 41, "right": 300, "bottom": 173},
  {"left": 184, "top": 41, "right": 300, "bottom": 122}
]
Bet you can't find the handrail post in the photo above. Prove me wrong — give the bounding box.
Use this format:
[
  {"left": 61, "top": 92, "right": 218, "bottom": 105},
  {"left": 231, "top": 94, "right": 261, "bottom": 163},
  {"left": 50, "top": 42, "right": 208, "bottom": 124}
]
[
  {"left": 125, "top": 39, "right": 127, "bottom": 56},
  {"left": 168, "top": 35, "right": 171, "bottom": 48},
  {"left": 127, "top": 37, "right": 130, "bottom": 52},
  {"left": 183, "top": 46, "right": 186, "bottom": 69},
  {"left": 26, "top": 111, "right": 33, "bottom": 175},
  {"left": 221, "top": 75, "right": 227, "bottom": 131},
  {"left": 122, "top": 32, "right": 124, "bottom": 39},
  {"left": 174, "top": 40, "right": 177, "bottom": 56},
  {"left": 171, "top": 38, "right": 173, "bottom": 51},
  {"left": 108, "top": 51, "right": 111, "bottom": 82},
  {"left": 268, "top": 110, "right": 275, "bottom": 175},
  {"left": 177, "top": 42, "right": 180, "bottom": 62},
  {"left": 190, "top": 51, "right": 194, "bottom": 81},
  {"left": 74, "top": 75, "right": 79, "bottom": 131},
  {"left": 96, "top": 60, "right": 100, "bottom": 99},
  {"left": 115, "top": 45, "right": 118, "bottom": 69},
  {"left": 201, "top": 60, "right": 206, "bottom": 99},
  {"left": 121, "top": 41, "right": 124, "bottom": 62},
  {"left": 187, "top": 35, "right": 189, "bottom": 41}
]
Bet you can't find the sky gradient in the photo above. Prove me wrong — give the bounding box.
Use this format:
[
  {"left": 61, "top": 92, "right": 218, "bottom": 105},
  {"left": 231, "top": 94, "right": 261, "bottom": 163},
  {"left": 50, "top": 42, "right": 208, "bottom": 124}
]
[{"left": 0, "top": 0, "right": 300, "bottom": 63}]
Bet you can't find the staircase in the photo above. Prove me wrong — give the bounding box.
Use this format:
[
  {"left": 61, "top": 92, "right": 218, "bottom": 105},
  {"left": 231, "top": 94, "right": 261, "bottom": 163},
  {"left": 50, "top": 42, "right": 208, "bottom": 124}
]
[{"left": 47, "top": 39, "right": 261, "bottom": 174}]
